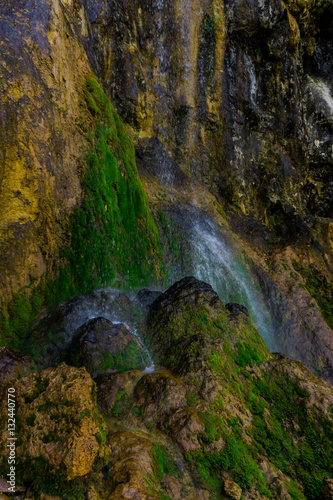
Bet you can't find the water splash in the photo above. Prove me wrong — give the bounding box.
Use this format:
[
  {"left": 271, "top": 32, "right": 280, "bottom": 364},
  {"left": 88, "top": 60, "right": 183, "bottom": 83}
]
[{"left": 131, "top": 327, "right": 155, "bottom": 373}]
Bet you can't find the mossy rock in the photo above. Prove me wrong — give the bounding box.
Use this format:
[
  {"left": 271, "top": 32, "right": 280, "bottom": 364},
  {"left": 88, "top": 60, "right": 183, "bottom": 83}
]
[
  {"left": 0, "top": 363, "right": 108, "bottom": 496},
  {"left": 66, "top": 317, "right": 145, "bottom": 377},
  {"left": 145, "top": 276, "right": 270, "bottom": 372}
]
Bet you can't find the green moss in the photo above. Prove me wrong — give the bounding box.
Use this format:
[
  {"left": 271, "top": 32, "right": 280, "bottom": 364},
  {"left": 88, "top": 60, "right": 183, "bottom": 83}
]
[
  {"left": 24, "top": 375, "right": 49, "bottom": 403},
  {"left": 250, "top": 373, "right": 333, "bottom": 500},
  {"left": 17, "top": 457, "right": 87, "bottom": 499},
  {"left": 234, "top": 342, "right": 264, "bottom": 367},
  {"left": 156, "top": 210, "right": 192, "bottom": 285},
  {"left": 199, "top": 412, "right": 225, "bottom": 444},
  {"left": 292, "top": 262, "right": 333, "bottom": 330},
  {"left": 79, "top": 409, "right": 92, "bottom": 419},
  {"left": 102, "top": 341, "right": 144, "bottom": 372},
  {"left": 150, "top": 443, "right": 179, "bottom": 482},
  {"left": 186, "top": 392, "right": 198, "bottom": 407},
  {"left": 66, "top": 77, "right": 161, "bottom": 294},
  {"left": 110, "top": 388, "right": 127, "bottom": 416},
  {"left": 1, "top": 76, "right": 162, "bottom": 347},
  {"left": 132, "top": 405, "right": 144, "bottom": 418}
]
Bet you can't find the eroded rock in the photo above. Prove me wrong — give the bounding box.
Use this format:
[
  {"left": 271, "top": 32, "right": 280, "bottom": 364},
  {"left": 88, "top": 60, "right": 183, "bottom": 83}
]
[
  {"left": 66, "top": 317, "right": 145, "bottom": 377},
  {"left": 0, "top": 363, "right": 108, "bottom": 484}
]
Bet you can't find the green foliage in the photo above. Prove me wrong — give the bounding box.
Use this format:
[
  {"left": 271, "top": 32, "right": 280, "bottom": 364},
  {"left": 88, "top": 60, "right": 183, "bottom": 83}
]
[
  {"left": 1, "top": 76, "right": 162, "bottom": 346},
  {"left": 150, "top": 443, "right": 178, "bottom": 482},
  {"left": 234, "top": 342, "right": 263, "bottom": 367}
]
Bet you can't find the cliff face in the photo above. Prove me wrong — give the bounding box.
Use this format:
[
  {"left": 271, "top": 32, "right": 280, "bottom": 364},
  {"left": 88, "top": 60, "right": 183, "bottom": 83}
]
[
  {"left": 0, "top": 0, "right": 91, "bottom": 298},
  {"left": 87, "top": 0, "right": 333, "bottom": 227},
  {"left": 1, "top": 3, "right": 333, "bottom": 498}
]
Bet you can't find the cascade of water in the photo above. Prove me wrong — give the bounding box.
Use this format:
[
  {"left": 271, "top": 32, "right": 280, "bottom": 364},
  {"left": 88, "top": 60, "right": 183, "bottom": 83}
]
[
  {"left": 189, "top": 217, "right": 274, "bottom": 349},
  {"left": 163, "top": 208, "right": 276, "bottom": 351},
  {"left": 131, "top": 328, "right": 155, "bottom": 373}
]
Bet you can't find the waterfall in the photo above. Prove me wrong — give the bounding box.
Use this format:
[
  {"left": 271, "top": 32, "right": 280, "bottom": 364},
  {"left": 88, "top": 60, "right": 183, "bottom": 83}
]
[
  {"left": 163, "top": 207, "right": 276, "bottom": 351},
  {"left": 189, "top": 217, "right": 274, "bottom": 350}
]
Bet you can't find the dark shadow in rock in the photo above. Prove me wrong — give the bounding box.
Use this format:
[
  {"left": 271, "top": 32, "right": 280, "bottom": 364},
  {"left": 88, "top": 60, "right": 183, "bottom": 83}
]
[
  {"left": 225, "top": 303, "right": 249, "bottom": 316},
  {"left": 0, "top": 347, "right": 33, "bottom": 386},
  {"left": 136, "top": 137, "right": 188, "bottom": 188},
  {"left": 136, "top": 288, "right": 162, "bottom": 308}
]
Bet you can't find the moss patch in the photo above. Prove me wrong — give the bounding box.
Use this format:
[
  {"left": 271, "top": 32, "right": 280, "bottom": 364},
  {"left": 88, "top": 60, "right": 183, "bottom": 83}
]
[{"left": 1, "top": 77, "right": 161, "bottom": 346}]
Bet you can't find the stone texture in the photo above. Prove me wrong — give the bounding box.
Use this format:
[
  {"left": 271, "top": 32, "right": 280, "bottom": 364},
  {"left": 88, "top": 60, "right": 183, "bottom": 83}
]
[
  {"left": 28, "top": 289, "right": 138, "bottom": 369},
  {"left": 0, "top": 363, "right": 108, "bottom": 481},
  {"left": 66, "top": 317, "right": 145, "bottom": 377},
  {"left": 224, "top": 479, "right": 242, "bottom": 500},
  {"left": 0, "top": 347, "right": 32, "bottom": 386}
]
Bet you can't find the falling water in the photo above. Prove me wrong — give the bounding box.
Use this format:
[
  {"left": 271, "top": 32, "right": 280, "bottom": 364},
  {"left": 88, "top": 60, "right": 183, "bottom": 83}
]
[
  {"left": 189, "top": 217, "right": 274, "bottom": 349},
  {"left": 164, "top": 208, "right": 276, "bottom": 350}
]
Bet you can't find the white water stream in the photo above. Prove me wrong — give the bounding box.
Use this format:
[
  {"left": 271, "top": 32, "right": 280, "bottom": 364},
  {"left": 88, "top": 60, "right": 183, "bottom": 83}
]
[{"left": 189, "top": 217, "right": 274, "bottom": 350}]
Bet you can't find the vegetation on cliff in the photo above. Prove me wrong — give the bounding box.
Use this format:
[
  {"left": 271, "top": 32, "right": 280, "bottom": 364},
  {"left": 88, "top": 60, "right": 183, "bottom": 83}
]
[{"left": 0, "top": 77, "right": 161, "bottom": 346}]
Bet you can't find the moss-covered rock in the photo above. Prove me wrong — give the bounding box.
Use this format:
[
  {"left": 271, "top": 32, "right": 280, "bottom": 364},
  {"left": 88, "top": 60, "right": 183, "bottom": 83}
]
[
  {"left": 66, "top": 317, "right": 145, "bottom": 377},
  {"left": 145, "top": 276, "right": 271, "bottom": 372},
  {"left": 0, "top": 363, "right": 108, "bottom": 493}
]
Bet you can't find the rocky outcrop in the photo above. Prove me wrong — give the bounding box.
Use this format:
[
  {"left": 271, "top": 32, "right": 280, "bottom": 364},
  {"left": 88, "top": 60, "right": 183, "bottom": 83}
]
[
  {"left": 101, "top": 277, "right": 333, "bottom": 500},
  {"left": 0, "top": 363, "right": 108, "bottom": 487},
  {"left": 0, "top": 0, "right": 91, "bottom": 301},
  {"left": 84, "top": 0, "right": 333, "bottom": 228},
  {"left": 0, "top": 277, "right": 332, "bottom": 499},
  {"left": 23, "top": 289, "right": 145, "bottom": 369},
  {"left": 66, "top": 317, "right": 145, "bottom": 377}
]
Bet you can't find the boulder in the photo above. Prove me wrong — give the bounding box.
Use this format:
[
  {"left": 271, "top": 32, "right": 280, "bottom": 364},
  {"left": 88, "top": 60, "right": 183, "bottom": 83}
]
[
  {"left": 0, "top": 363, "right": 108, "bottom": 486},
  {"left": 136, "top": 288, "right": 162, "bottom": 308},
  {"left": 66, "top": 317, "right": 145, "bottom": 378},
  {"left": 27, "top": 290, "right": 137, "bottom": 369}
]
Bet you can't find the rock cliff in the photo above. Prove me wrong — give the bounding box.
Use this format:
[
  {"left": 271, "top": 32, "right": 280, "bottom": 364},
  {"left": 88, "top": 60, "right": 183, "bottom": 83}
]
[{"left": 1, "top": 2, "right": 333, "bottom": 498}]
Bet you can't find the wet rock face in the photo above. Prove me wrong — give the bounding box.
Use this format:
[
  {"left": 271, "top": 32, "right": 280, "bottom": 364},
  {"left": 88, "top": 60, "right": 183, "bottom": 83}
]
[
  {"left": 136, "top": 288, "right": 162, "bottom": 308},
  {"left": 0, "top": 0, "right": 91, "bottom": 298},
  {"left": 84, "top": 0, "right": 333, "bottom": 227},
  {"left": 26, "top": 289, "right": 142, "bottom": 369},
  {"left": 66, "top": 317, "right": 145, "bottom": 377}
]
